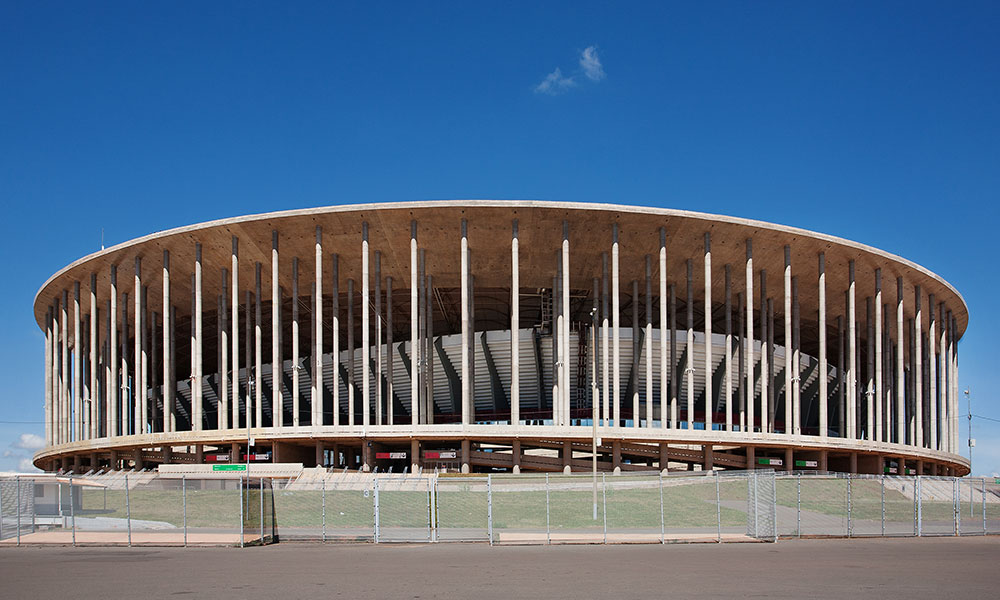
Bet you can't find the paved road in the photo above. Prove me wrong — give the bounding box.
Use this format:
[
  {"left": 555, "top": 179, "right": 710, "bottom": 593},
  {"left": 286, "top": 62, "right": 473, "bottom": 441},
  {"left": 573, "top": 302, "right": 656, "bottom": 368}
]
[{"left": 2, "top": 537, "right": 997, "bottom": 599}]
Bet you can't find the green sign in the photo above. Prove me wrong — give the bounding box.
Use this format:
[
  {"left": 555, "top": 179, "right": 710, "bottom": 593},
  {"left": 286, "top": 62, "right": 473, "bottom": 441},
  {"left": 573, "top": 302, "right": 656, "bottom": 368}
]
[{"left": 212, "top": 464, "right": 248, "bottom": 472}]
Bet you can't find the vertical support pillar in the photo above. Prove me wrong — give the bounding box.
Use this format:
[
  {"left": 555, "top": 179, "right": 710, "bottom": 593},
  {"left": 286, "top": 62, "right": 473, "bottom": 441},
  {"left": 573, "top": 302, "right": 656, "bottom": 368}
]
[
  {"left": 220, "top": 270, "right": 229, "bottom": 430},
  {"left": 745, "top": 240, "right": 755, "bottom": 432},
  {"left": 847, "top": 261, "right": 856, "bottom": 440},
  {"left": 562, "top": 440, "right": 572, "bottom": 473},
  {"left": 939, "top": 303, "right": 947, "bottom": 452},
  {"left": 703, "top": 444, "right": 714, "bottom": 471},
  {"left": 45, "top": 308, "right": 53, "bottom": 445},
  {"left": 254, "top": 263, "right": 263, "bottom": 429},
  {"left": 386, "top": 275, "right": 393, "bottom": 426},
  {"left": 332, "top": 254, "right": 340, "bottom": 427},
  {"left": 231, "top": 238, "right": 240, "bottom": 432},
  {"left": 612, "top": 440, "right": 622, "bottom": 474},
  {"left": 783, "top": 447, "right": 793, "bottom": 472},
  {"left": 725, "top": 265, "right": 733, "bottom": 432},
  {"left": 746, "top": 446, "right": 755, "bottom": 470},
  {"left": 375, "top": 250, "right": 382, "bottom": 426},
  {"left": 875, "top": 269, "right": 883, "bottom": 443},
  {"left": 109, "top": 266, "right": 118, "bottom": 438},
  {"left": 512, "top": 439, "right": 521, "bottom": 474},
  {"left": 659, "top": 443, "right": 669, "bottom": 472},
  {"left": 704, "top": 234, "right": 712, "bottom": 431},
  {"left": 89, "top": 275, "right": 98, "bottom": 439},
  {"left": 896, "top": 277, "right": 905, "bottom": 445},
  {"left": 314, "top": 226, "right": 323, "bottom": 427},
  {"left": 291, "top": 259, "right": 299, "bottom": 427},
  {"left": 928, "top": 294, "right": 937, "bottom": 450},
  {"left": 411, "top": 220, "right": 420, "bottom": 426},
  {"left": 73, "top": 283, "right": 82, "bottom": 441},
  {"left": 658, "top": 229, "right": 668, "bottom": 429},
  {"left": 631, "top": 277, "right": 639, "bottom": 426},
  {"left": 645, "top": 255, "right": 654, "bottom": 426},
  {"left": 612, "top": 223, "right": 621, "bottom": 427},
  {"left": 914, "top": 286, "right": 923, "bottom": 447},
  {"left": 460, "top": 219, "right": 469, "bottom": 426},
  {"left": 511, "top": 219, "right": 520, "bottom": 426},
  {"left": 784, "top": 246, "right": 792, "bottom": 434},
  {"left": 561, "top": 221, "right": 570, "bottom": 425},
  {"left": 669, "top": 284, "right": 677, "bottom": 429},
  {"left": 792, "top": 276, "right": 801, "bottom": 435},
  {"left": 461, "top": 439, "right": 470, "bottom": 474},
  {"left": 686, "top": 259, "right": 694, "bottom": 430},
  {"left": 362, "top": 222, "right": 371, "bottom": 429},
  {"left": 759, "top": 270, "right": 768, "bottom": 433},
  {"left": 867, "top": 296, "right": 875, "bottom": 441},
  {"left": 270, "top": 235, "right": 279, "bottom": 428},
  {"left": 135, "top": 260, "right": 146, "bottom": 436},
  {"left": 163, "top": 250, "right": 174, "bottom": 433},
  {"left": 347, "top": 279, "right": 355, "bottom": 426},
  {"left": 602, "top": 252, "right": 610, "bottom": 426},
  {"left": 818, "top": 253, "right": 827, "bottom": 437}
]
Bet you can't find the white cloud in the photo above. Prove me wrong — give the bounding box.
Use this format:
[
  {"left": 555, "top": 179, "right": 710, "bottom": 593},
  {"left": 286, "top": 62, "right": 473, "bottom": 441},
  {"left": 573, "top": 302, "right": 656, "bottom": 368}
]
[
  {"left": 18, "top": 458, "right": 40, "bottom": 472},
  {"left": 580, "top": 46, "right": 605, "bottom": 81},
  {"left": 534, "top": 68, "right": 576, "bottom": 95},
  {"left": 12, "top": 433, "right": 45, "bottom": 451},
  {"left": 2, "top": 450, "right": 17, "bottom": 458}
]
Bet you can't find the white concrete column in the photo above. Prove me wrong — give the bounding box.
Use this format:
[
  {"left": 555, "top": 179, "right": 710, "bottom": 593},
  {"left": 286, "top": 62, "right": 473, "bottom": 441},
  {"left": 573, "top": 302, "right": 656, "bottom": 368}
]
[
  {"left": 109, "top": 266, "right": 118, "bottom": 438},
  {"left": 704, "top": 234, "right": 712, "bottom": 431},
  {"left": 949, "top": 312, "right": 957, "bottom": 453},
  {"left": 73, "top": 282, "right": 82, "bottom": 441},
  {"left": 686, "top": 259, "right": 694, "bottom": 430},
  {"left": 386, "top": 276, "right": 394, "bottom": 425},
  {"left": 362, "top": 222, "right": 371, "bottom": 429},
  {"left": 89, "top": 275, "right": 98, "bottom": 439},
  {"left": 255, "top": 262, "right": 263, "bottom": 430},
  {"left": 331, "top": 253, "right": 341, "bottom": 426},
  {"left": 511, "top": 219, "right": 519, "bottom": 426},
  {"left": 140, "top": 285, "right": 148, "bottom": 434},
  {"left": 792, "top": 276, "right": 801, "bottom": 435},
  {"left": 669, "top": 284, "right": 677, "bottom": 428},
  {"left": 866, "top": 297, "right": 875, "bottom": 441},
  {"left": 133, "top": 259, "right": 144, "bottom": 436},
  {"left": 938, "top": 303, "right": 947, "bottom": 451},
  {"left": 659, "top": 229, "right": 668, "bottom": 430},
  {"left": 914, "top": 286, "right": 923, "bottom": 448},
  {"left": 874, "top": 269, "right": 883, "bottom": 442},
  {"left": 460, "top": 219, "right": 470, "bottom": 425},
  {"left": 928, "top": 293, "right": 937, "bottom": 450},
  {"left": 847, "top": 260, "right": 856, "bottom": 440},
  {"left": 896, "top": 277, "right": 905, "bottom": 444},
  {"left": 375, "top": 250, "right": 382, "bottom": 426},
  {"left": 191, "top": 243, "right": 202, "bottom": 431},
  {"left": 163, "top": 250, "right": 174, "bottom": 433},
  {"left": 612, "top": 223, "right": 621, "bottom": 427},
  {"left": 602, "top": 252, "right": 610, "bottom": 426},
  {"left": 314, "top": 226, "right": 323, "bottom": 427},
  {"left": 783, "top": 246, "right": 792, "bottom": 434},
  {"left": 645, "top": 255, "right": 653, "bottom": 426},
  {"left": 291, "top": 259, "right": 299, "bottom": 427},
  {"left": 818, "top": 252, "right": 827, "bottom": 437},
  {"left": 270, "top": 234, "right": 280, "bottom": 429},
  {"left": 725, "top": 265, "right": 733, "bottom": 432},
  {"left": 631, "top": 277, "right": 638, "bottom": 426},
  {"left": 561, "top": 221, "right": 570, "bottom": 425},
  {"left": 217, "top": 274, "right": 227, "bottom": 430},
  {"left": 411, "top": 220, "right": 420, "bottom": 426},
  {"left": 61, "top": 292, "right": 69, "bottom": 443},
  {"left": 45, "top": 307, "right": 53, "bottom": 445},
  {"left": 231, "top": 238, "right": 240, "bottom": 431},
  {"left": 759, "top": 270, "right": 768, "bottom": 433},
  {"left": 745, "top": 241, "right": 754, "bottom": 433},
  {"left": 347, "top": 279, "right": 355, "bottom": 426},
  {"left": 425, "top": 272, "right": 434, "bottom": 423}
]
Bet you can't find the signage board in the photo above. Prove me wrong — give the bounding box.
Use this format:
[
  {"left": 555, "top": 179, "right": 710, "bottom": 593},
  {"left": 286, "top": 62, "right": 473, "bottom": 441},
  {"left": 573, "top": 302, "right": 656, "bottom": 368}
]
[
  {"left": 757, "top": 458, "right": 783, "bottom": 466},
  {"left": 794, "top": 460, "right": 818, "bottom": 468},
  {"left": 375, "top": 452, "right": 408, "bottom": 459},
  {"left": 206, "top": 454, "right": 230, "bottom": 463},
  {"left": 424, "top": 451, "right": 458, "bottom": 460},
  {"left": 212, "top": 464, "right": 248, "bottom": 472}
]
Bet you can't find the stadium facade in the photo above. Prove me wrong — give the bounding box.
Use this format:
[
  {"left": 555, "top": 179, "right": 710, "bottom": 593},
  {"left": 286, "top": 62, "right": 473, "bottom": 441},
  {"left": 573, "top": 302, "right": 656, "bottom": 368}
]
[{"left": 32, "top": 201, "right": 970, "bottom": 475}]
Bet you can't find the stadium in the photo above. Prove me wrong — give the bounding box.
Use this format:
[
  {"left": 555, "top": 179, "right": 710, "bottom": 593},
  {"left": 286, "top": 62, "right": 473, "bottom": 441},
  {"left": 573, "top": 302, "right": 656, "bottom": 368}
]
[{"left": 31, "top": 201, "right": 970, "bottom": 476}]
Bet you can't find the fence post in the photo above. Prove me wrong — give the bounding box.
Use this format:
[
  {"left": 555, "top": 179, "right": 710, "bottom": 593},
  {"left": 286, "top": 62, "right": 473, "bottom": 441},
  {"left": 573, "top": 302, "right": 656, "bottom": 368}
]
[
  {"left": 846, "top": 474, "right": 852, "bottom": 538},
  {"left": 715, "top": 472, "right": 722, "bottom": 543},
  {"left": 953, "top": 478, "right": 960, "bottom": 537},
  {"left": 239, "top": 476, "right": 245, "bottom": 548},
  {"left": 431, "top": 478, "right": 437, "bottom": 542},
  {"left": 259, "top": 478, "right": 264, "bottom": 542},
  {"left": 183, "top": 476, "right": 187, "bottom": 547},
  {"left": 880, "top": 474, "right": 885, "bottom": 537},
  {"left": 753, "top": 471, "right": 759, "bottom": 539},
  {"left": 545, "top": 473, "right": 550, "bottom": 545},
  {"left": 797, "top": 473, "right": 802, "bottom": 538},
  {"left": 487, "top": 474, "right": 493, "bottom": 546},
  {"left": 15, "top": 475, "right": 20, "bottom": 546},
  {"left": 69, "top": 474, "right": 76, "bottom": 547},
  {"left": 125, "top": 473, "right": 131, "bottom": 547},
  {"left": 321, "top": 477, "right": 326, "bottom": 543},
  {"left": 983, "top": 478, "right": 988, "bottom": 535},
  {"left": 912, "top": 477, "right": 918, "bottom": 536},
  {"left": 1, "top": 479, "right": 6, "bottom": 543},
  {"left": 601, "top": 472, "right": 607, "bottom": 544},
  {"left": 373, "top": 476, "right": 380, "bottom": 544},
  {"left": 916, "top": 476, "right": 922, "bottom": 537},
  {"left": 659, "top": 471, "right": 664, "bottom": 544}
]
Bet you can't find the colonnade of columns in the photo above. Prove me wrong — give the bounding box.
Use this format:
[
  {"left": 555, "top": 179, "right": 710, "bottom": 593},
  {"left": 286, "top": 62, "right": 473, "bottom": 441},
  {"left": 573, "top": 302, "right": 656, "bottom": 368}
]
[{"left": 40, "top": 216, "right": 964, "bottom": 466}]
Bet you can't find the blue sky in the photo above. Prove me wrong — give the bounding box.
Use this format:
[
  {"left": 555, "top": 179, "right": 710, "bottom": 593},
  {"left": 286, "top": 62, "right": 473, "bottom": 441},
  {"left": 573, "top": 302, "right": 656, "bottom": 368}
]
[{"left": 1, "top": 2, "right": 997, "bottom": 473}]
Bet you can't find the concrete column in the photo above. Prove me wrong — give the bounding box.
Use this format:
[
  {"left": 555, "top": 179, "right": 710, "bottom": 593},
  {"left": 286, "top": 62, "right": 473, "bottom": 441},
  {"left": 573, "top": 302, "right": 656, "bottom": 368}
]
[
  {"left": 669, "top": 284, "right": 678, "bottom": 428},
  {"left": 134, "top": 449, "right": 143, "bottom": 470},
  {"left": 745, "top": 240, "right": 754, "bottom": 433},
  {"left": 746, "top": 446, "right": 755, "bottom": 470},
  {"left": 563, "top": 440, "right": 572, "bottom": 473},
  {"left": 245, "top": 290, "right": 252, "bottom": 429},
  {"left": 73, "top": 282, "right": 82, "bottom": 441},
  {"left": 270, "top": 235, "right": 280, "bottom": 428},
  {"left": 375, "top": 250, "right": 382, "bottom": 426},
  {"left": 45, "top": 308, "right": 53, "bottom": 445},
  {"left": 659, "top": 443, "right": 669, "bottom": 472},
  {"left": 254, "top": 263, "right": 263, "bottom": 429},
  {"left": 511, "top": 219, "right": 520, "bottom": 426},
  {"left": 410, "top": 439, "right": 420, "bottom": 473},
  {"left": 231, "top": 238, "right": 240, "bottom": 432},
  {"left": 109, "top": 266, "right": 118, "bottom": 438},
  {"left": 849, "top": 452, "right": 858, "bottom": 474},
  {"left": 411, "top": 221, "right": 420, "bottom": 426},
  {"left": 612, "top": 440, "right": 622, "bottom": 474},
  {"left": 89, "top": 275, "right": 98, "bottom": 439},
  {"left": 686, "top": 259, "right": 694, "bottom": 430},
  {"left": 914, "top": 286, "right": 923, "bottom": 447},
  {"left": 163, "top": 250, "right": 174, "bottom": 433},
  {"left": 783, "top": 246, "right": 792, "bottom": 434},
  {"left": 703, "top": 444, "right": 714, "bottom": 471},
  {"left": 140, "top": 283, "right": 149, "bottom": 435},
  {"left": 347, "top": 279, "right": 355, "bottom": 426},
  {"left": 386, "top": 276, "right": 393, "bottom": 426},
  {"left": 866, "top": 297, "right": 875, "bottom": 441},
  {"left": 837, "top": 315, "right": 844, "bottom": 438},
  {"left": 602, "top": 252, "right": 610, "bottom": 426},
  {"left": 362, "top": 222, "right": 371, "bottom": 429},
  {"left": 315, "top": 441, "right": 324, "bottom": 468},
  {"left": 631, "top": 277, "right": 639, "bottom": 426},
  {"left": 896, "top": 277, "right": 905, "bottom": 445},
  {"left": 151, "top": 311, "right": 159, "bottom": 432},
  {"left": 512, "top": 439, "right": 521, "bottom": 474},
  {"left": 783, "top": 447, "right": 793, "bottom": 472},
  {"left": 645, "top": 255, "right": 653, "bottom": 426},
  {"left": 460, "top": 219, "right": 470, "bottom": 425},
  {"left": 928, "top": 294, "right": 937, "bottom": 450},
  {"left": 659, "top": 229, "right": 668, "bottom": 429},
  {"left": 760, "top": 271, "right": 769, "bottom": 433},
  {"left": 846, "top": 261, "right": 856, "bottom": 440},
  {"left": 612, "top": 223, "right": 621, "bottom": 427},
  {"left": 874, "top": 269, "right": 883, "bottom": 442},
  {"left": 949, "top": 312, "right": 957, "bottom": 454},
  {"left": 938, "top": 303, "right": 947, "bottom": 452},
  {"left": 362, "top": 442, "right": 371, "bottom": 472},
  {"left": 553, "top": 272, "right": 561, "bottom": 426},
  {"left": 704, "top": 234, "right": 712, "bottom": 431},
  {"left": 792, "top": 276, "right": 801, "bottom": 435},
  {"left": 331, "top": 254, "right": 339, "bottom": 427},
  {"left": 461, "top": 439, "right": 470, "bottom": 474},
  {"left": 818, "top": 253, "right": 827, "bottom": 437},
  {"left": 290, "top": 259, "right": 299, "bottom": 427},
  {"left": 725, "top": 265, "right": 733, "bottom": 431},
  {"left": 314, "top": 226, "right": 323, "bottom": 427},
  {"left": 819, "top": 449, "right": 828, "bottom": 472},
  {"left": 561, "top": 221, "right": 571, "bottom": 425}
]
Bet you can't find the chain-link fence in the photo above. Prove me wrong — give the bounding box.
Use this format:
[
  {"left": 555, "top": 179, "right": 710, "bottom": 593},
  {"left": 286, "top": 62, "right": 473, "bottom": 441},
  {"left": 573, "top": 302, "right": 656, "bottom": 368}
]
[
  {"left": 0, "top": 473, "right": 273, "bottom": 547},
  {"left": 3, "top": 471, "right": 997, "bottom": 547}
]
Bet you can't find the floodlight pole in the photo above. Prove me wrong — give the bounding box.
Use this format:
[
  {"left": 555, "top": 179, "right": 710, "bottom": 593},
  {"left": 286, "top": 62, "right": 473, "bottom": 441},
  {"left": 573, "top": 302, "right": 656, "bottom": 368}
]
[{"left": 591, "top": 307, "right": 599, "bottom": 520}]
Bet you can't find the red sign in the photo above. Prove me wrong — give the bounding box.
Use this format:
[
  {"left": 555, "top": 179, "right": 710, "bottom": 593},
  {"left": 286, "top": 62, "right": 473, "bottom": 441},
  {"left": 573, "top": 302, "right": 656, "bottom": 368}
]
[{"left": 375, "top": 452, "right": 408, "bottom": 459}]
